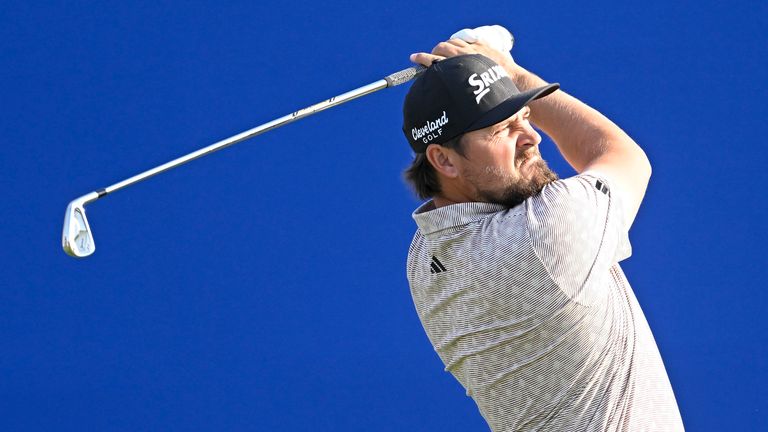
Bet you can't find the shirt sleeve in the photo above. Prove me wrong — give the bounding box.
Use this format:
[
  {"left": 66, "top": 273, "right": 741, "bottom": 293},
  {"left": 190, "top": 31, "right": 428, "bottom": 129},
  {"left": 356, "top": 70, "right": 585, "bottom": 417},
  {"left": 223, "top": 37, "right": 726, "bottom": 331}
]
[{"left": 525, "top": 171, "right": 632, "bottom": 301}]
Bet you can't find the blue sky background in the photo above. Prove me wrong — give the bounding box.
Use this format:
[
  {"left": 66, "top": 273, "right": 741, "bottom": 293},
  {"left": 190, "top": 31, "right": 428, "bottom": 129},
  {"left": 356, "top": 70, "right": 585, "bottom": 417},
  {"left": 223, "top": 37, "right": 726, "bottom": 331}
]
[{"left": 1, "top": 1, "right": 766, "bottom": 430}]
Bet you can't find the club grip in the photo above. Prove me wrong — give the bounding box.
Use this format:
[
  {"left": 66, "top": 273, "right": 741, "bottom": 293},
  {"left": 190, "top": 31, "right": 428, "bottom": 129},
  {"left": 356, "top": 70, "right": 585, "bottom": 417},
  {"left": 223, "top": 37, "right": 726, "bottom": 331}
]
[{"left": 384, "top": 65, "right": 426, "bottom": 87}]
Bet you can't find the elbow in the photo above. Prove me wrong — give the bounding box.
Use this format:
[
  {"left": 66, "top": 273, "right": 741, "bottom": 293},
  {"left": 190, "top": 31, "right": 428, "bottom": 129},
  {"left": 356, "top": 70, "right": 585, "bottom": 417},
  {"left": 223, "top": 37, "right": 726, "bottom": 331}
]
[
  {"left": 618, "top": 132, "right": 652, "bottom": 182},
  {"left": 625, "top": 144, "right": 652, "bottom": 194},
  {"left": 638, "top": 146, "right": 652, "bottom": 182},
  {"left": 620, "top": 137, "right": 652, "bottom": 186}
]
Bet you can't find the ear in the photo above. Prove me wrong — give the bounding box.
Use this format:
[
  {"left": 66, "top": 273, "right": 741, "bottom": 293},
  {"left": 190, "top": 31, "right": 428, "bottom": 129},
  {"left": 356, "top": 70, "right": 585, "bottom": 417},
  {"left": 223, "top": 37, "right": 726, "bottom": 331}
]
[{"left": 425, "top": 144, "right": 460, "bottom": 178}]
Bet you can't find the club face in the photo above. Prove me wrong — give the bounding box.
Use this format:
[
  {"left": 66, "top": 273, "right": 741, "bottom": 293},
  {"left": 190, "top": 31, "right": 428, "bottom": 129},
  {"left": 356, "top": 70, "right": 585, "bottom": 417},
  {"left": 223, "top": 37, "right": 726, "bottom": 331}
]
[{"left": 62, "top": 193, "right": 99, "bottom": 258}]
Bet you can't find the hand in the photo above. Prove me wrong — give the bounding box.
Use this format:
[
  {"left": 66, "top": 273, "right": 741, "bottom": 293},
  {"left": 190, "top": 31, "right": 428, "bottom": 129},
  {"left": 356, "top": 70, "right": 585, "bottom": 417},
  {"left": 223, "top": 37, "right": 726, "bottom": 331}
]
[
  {"left": 451, "top": 25, "right": 514, "bottom": 52},
  {"left": 410, "top": 26, "right": 516, "bottom": 68}
]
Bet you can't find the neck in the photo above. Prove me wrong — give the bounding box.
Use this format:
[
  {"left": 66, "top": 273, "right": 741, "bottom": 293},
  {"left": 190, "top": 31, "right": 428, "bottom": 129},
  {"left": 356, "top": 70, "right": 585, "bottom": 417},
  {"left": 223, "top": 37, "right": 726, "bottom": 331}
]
[
  {"left": 432, "top": 195, "right": 457, "bottom": 208},
  {"left": 433, "top": 190, "right": 474, "bottom": 208},
  {"left": 431, "top": 177, "right": 477, "bottom": 208}
]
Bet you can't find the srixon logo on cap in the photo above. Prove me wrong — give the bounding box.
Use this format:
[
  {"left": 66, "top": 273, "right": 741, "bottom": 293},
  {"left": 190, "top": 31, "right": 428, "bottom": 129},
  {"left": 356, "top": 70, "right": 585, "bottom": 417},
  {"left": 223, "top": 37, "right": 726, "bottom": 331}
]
[
  {"left": 412, "top": 111, "right": 449, "bottom": 145},
  {"left": 467, "top": 65, "right": 509, "bottom": 104}
]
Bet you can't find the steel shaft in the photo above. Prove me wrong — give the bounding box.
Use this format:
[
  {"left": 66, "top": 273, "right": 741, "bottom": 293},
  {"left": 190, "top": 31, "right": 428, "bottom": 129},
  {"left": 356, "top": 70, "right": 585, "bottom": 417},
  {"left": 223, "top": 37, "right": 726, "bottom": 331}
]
[{"left": 62, "top": 64, "right": 425, "bottom": 257}]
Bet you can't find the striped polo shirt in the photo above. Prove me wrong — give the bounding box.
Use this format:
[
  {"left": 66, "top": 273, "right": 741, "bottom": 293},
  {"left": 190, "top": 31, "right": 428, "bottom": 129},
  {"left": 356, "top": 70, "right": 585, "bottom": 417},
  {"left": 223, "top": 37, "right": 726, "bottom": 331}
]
[{"left": 406, "top": 172, "right": 684, "bottom": 431}]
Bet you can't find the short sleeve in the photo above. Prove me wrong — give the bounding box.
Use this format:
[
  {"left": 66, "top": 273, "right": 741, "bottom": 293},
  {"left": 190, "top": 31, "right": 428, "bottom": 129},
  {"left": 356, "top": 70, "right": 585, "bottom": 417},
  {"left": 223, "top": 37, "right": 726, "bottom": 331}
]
[{"left": 526, "top": 172, "right": 632, "bottom": 300}]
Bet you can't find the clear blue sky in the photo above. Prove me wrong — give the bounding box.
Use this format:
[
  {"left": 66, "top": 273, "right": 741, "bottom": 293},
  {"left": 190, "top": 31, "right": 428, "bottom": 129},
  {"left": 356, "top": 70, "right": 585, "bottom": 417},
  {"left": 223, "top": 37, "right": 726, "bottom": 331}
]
[{"left": 1, "top": 1, "right": 766, "bottom": 430}]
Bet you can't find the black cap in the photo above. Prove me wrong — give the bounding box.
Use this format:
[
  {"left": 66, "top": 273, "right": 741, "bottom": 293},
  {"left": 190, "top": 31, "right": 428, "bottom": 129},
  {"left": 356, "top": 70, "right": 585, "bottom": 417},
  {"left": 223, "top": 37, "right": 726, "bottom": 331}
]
[{"left": 402, "top": 54, "right": 559, "bottom": 153}]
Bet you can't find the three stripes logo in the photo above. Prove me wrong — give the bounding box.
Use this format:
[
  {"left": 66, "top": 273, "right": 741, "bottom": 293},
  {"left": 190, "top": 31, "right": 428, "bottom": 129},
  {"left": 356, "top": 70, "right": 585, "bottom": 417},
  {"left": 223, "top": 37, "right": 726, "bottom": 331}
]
[
  {"left": 595, "top": 180, "right": 609, "bottom": 195},
  {"left": 430, "top": 255, "right": 447, "bottom": 274}
]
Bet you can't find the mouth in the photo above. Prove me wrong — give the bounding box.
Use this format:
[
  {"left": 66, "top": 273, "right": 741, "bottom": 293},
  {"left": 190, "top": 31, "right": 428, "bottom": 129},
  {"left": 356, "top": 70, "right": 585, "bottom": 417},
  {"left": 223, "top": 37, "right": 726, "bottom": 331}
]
[{"left": 518, "top": 155, "right": 539, "bottom": 169}]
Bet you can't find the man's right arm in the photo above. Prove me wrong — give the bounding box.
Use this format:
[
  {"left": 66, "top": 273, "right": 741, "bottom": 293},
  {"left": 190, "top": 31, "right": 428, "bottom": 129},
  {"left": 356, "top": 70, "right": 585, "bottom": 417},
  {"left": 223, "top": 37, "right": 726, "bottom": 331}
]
[
  {"left": 413, "top": 40, "right": 652, "bottom": 229},
  {"left": 507, "top": 61, "right": 651, "bottom": 229}
]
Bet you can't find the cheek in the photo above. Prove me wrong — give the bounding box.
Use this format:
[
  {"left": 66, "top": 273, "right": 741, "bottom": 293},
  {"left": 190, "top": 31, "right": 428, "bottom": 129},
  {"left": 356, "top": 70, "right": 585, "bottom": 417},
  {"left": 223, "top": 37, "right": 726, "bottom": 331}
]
[
  {"left": 462, "top": 136, "right": 518, "bottom": 184},
  {"left": 505, "top": 147, "right": 519, "bottom": 170},
  {"left": 491, "top": 142, "right": 518, "bottom": 175},
  {"left": 479, "top": 135, "right": 515, "bottom": 167}
]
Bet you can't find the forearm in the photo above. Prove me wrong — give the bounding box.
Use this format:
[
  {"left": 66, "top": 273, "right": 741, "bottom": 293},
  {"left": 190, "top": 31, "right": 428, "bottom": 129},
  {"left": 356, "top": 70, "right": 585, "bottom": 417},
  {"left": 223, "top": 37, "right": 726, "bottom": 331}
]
[
  {"left": 412, "top": 35, "right": 652, "bottom": 226},
  {"left": 504, "top": 61, "right": 648, "bottom": 173}
]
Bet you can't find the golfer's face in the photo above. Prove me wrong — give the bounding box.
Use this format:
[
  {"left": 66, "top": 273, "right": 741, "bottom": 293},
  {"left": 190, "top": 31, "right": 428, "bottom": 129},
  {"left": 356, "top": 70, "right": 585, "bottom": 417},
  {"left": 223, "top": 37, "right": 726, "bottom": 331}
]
[{"left": 459, "top": 107, "right": 545, "bottom": 195}]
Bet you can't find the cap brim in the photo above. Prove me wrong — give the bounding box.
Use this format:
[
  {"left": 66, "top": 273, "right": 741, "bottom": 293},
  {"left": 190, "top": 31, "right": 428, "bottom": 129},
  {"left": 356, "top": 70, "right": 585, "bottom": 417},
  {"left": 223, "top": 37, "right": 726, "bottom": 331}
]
[{"left": 464, "top": 83, "right": 560, "bottom": 133}]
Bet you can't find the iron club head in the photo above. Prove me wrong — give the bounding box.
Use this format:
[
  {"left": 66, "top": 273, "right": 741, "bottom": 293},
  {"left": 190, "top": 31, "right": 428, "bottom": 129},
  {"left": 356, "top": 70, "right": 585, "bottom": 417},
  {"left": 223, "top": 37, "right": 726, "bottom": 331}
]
[{"left": 62, "top": 192, "right": 100, "bottom": 258}]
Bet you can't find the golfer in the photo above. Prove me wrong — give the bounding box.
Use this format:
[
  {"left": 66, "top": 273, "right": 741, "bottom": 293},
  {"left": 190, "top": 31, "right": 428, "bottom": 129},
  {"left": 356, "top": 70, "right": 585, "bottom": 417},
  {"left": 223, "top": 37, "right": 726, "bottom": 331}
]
[{"left": 402, "top": 36, "right": 684, "bottom": 431}]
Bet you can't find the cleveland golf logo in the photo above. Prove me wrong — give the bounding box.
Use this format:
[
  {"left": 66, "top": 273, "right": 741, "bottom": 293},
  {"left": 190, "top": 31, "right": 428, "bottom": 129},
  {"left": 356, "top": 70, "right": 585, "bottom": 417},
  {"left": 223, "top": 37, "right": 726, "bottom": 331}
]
[
  {"left": 468, "top": 65, "right": 509, "bottom": 104},
  {"left": 412, "top": 111, "right": 449, "bottom": 144}
]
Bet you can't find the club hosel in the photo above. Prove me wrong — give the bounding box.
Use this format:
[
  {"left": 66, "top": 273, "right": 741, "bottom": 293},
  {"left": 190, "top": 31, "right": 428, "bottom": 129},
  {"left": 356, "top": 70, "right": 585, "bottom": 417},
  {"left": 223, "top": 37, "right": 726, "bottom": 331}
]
[{"left": 71, "top": 191, "right": 102, "bottom": 208}]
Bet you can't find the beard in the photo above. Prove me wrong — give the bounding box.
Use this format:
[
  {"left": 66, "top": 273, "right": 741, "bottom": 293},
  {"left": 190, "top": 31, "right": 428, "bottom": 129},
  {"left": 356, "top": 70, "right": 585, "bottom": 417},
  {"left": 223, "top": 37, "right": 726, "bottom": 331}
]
[{"left": 467, "top": 156, "right": 559, "bottom": 208}]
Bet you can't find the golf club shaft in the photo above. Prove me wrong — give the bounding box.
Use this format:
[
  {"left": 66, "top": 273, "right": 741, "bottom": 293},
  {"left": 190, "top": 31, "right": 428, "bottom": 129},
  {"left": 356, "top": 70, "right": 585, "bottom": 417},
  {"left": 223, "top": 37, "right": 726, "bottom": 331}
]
[{"left": 94, "top": 65, "right": 424, "bottom": 198}]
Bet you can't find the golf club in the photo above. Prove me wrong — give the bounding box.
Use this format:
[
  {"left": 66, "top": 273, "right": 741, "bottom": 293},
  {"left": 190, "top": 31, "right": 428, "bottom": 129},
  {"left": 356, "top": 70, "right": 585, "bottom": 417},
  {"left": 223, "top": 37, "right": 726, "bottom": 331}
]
[{"left": 62, "top": 64, "right": 425, "bottom": 258}]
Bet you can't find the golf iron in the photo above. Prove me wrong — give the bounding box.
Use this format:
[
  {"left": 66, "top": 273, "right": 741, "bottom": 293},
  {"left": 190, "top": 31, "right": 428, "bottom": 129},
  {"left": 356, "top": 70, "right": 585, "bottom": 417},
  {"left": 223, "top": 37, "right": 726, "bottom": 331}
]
[{"left": 62, "top": 64, "right": 425, "bottom": 258}]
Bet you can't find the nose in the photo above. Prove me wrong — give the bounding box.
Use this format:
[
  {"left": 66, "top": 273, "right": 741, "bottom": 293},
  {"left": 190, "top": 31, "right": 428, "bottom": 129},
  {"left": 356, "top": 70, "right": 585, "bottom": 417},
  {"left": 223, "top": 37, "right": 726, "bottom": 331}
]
[{"left": 517, "top": 121, "right": 542, "bottom": 149}]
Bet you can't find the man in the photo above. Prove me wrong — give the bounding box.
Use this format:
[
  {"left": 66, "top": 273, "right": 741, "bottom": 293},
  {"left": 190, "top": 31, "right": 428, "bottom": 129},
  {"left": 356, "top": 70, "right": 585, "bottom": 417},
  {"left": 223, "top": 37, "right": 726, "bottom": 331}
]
[{"left": 402, "top": 35, "right": 685, "bottom": 431}]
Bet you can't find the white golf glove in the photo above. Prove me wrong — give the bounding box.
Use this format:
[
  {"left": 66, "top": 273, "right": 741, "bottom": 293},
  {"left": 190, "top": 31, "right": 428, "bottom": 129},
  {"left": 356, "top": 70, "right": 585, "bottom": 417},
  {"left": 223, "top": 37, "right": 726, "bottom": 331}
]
[{"left": 450, "top": 25, "right": 514, "bottom": 53}]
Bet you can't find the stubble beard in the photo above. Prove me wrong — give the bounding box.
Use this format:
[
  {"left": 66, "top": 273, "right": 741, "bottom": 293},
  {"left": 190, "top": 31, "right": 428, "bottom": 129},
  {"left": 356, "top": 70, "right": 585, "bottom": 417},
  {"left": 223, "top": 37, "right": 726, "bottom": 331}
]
[{"left": 469, "top": 157, "right": 559, "bottom": 208}]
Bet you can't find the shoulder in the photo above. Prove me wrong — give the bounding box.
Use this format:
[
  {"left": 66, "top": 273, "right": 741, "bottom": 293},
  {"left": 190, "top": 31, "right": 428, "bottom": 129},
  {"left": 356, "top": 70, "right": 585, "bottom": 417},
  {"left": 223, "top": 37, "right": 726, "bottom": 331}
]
[
  {"left": 539, "top": 172, "right": 615, "bottom": 203},
  {"left": 524, "top": 173, "right": 633, "bottom": 285},
  {"left": 526, "top": 172, "right": 625, "bottom": 230}
]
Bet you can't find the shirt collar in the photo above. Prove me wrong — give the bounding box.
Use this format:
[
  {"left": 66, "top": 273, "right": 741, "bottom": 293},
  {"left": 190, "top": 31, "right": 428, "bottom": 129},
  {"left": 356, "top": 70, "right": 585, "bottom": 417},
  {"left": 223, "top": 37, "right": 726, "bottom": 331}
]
[{"left": 412, "top": 200, "right": 507, "bottom": 235}]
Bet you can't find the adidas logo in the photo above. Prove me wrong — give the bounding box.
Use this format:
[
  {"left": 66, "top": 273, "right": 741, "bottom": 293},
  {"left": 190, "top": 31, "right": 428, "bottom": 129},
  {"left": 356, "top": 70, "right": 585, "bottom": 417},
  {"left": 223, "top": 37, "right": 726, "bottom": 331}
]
[
  {"left": 595, "top": 180, "right": 609, "bottom": 195},
  {"left": 430, "top": 255, "right": 447, "bottom": 274}
]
